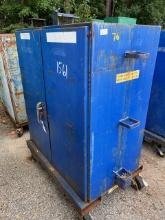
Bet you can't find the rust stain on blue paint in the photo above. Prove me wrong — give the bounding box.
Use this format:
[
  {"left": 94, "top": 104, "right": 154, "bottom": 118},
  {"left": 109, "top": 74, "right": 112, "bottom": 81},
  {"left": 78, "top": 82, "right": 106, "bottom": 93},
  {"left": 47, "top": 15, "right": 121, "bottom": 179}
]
[{"left": 0, "top": 34, "right": 27, "bottom": 126}]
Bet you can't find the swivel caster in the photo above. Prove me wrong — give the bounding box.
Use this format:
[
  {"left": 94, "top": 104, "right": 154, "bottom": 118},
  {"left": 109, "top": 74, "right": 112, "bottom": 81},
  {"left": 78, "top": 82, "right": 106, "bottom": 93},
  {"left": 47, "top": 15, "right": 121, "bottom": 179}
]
[
  {"left": 31, "top": 154, "right": 37, "bottom": 162},
  {"left": 79, "top": 214, "right": 93, "bottom": 220},
  {"left": 154, "top": 144, "right": 165, "bottom": 157},
  {"left": 16, "top": 127, "right": 23, "bottom": 137},
  {"left": 131, "top": 175, "right": 145, "bottom": 190}
]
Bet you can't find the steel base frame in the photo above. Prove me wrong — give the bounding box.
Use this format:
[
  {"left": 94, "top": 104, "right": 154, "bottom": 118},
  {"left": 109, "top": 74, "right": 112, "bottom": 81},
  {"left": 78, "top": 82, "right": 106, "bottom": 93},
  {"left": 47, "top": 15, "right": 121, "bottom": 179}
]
[
  {"left": 27, "top": 140, "right": 101, "bottom": 217},
  {"left": 27, "top": 140, "right": 143, "bottom": 218}
]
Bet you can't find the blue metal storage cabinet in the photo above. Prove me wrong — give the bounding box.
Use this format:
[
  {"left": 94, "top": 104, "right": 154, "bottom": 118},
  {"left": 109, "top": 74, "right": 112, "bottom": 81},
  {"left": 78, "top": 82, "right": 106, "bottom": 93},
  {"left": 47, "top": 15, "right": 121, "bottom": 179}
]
[
  {"left": 145, "top": 31, "right": 165, "bottom": 157},
  {"left": 16, "top": 23, "right": 160, "bottom": 219}
]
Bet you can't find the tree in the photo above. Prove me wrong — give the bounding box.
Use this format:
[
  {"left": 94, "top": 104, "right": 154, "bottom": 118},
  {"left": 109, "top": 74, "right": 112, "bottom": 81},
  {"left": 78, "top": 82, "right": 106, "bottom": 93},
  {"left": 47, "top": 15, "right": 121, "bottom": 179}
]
[
  {"left": 113, "top": 0, "right": 165, "bottom": 27},
  {"left": 0, "top": 0, "right": 63, "bottom": 32},
  {"left": 106, "top": 0, "right": 113, "bottom": 16},
  {"left": 0, "top": 0, "right": 164, "bottom": 33}
]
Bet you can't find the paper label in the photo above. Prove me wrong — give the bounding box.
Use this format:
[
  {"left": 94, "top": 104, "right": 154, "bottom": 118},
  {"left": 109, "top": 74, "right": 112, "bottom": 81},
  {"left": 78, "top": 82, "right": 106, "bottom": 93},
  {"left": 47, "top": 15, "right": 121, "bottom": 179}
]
[
  {"left": 116, "top": 70, "right": 140, "bottom": 83},
  {"left": 46, "top": 32, "right": 77, "bottom": 43},
  {"left": 20, "top": 33, "right": 30, "bottom": 40},
  {"left": 100, "top": 29, "right": 108, "bottom": 36}
]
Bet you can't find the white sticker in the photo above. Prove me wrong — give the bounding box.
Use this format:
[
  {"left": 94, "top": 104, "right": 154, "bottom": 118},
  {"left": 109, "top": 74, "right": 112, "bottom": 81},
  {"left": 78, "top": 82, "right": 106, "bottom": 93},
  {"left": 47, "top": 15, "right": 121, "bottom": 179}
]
[
  {"left": 100, "top": 29, "right": 108, "bottom": 36},
  {"left": 20, "top": 33, "right": 30, "bottom": 40},
  {"left": 46, "top": 32, "right": 76, "bottom": 43}
]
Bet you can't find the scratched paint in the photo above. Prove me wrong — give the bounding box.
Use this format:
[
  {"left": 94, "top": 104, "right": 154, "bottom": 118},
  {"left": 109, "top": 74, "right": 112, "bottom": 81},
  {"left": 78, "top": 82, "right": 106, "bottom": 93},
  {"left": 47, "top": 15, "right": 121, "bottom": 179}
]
[
  {"left": 0, "top": 54, "right": 15, "bottom": 119},
  {"left": 0, "top": 34, "right": 27, "bottom": 127}
]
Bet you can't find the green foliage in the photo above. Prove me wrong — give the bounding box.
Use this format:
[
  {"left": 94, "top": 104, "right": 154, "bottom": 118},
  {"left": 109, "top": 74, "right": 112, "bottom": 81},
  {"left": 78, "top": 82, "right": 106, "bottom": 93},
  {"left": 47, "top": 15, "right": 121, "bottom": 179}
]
[
  {"left": 0, "top": 0, "right": 164, "bottom": 33},
  {"left": 0, "top": 0, "right": 63, "bottom": 32},
  {"left": 0, "top": 23, "right": 29, "bottom": 33},
  {"left": 75, "top": 0, "right": 93, "bottom": 21},
  {"left": 90, "top": 0, "right": 106, "bottom": 19},
  {"left": 62, "top": 0, "right": 93, "bottom": 21},
  {"left": 114, "top": 0, "right": 165, "bottom": 27},
  {"left": 0, "top": 2, "right": 22, "bottom": 29},
  {"left": 18, "top": 6, "right": 37, "bottom": 19}
]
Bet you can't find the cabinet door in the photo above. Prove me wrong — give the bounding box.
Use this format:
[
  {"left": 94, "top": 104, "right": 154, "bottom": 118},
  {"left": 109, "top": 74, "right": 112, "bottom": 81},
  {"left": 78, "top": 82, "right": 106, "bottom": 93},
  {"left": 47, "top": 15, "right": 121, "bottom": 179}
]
[
  {"left": 121, "top": 25, "right": 160, "bottom": 171},
  {"left": 41, "top": 26, "right": 89, "bottom": 201},
  {"left": 89, "top": 23, "right": 160, "bottom": 200},
  {"left": 16, "top": 30, "right": 51, "bottom": 161}
]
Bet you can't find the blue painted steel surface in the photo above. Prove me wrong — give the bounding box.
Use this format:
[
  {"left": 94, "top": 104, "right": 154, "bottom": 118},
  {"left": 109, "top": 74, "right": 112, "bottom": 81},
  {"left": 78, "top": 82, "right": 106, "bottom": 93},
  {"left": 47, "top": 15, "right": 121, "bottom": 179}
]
[
  {"left": 16, "top": 30, "right": 51, "bottom": 160},
  {"left": 146, "top": 31, "right": 165, "bottom": 138},
  {"left": 41, "top": 26, "right": 89, "bottom": 201},
  {"left": 41, "top": 23, "right": 160, "bottom": 202},
  {"left": 89, "top": 23, "right": 160, "bottom": 200},
  {"left": 16, "top": 22, "right": 160, "bottom": 207},
  {"left": 0, "top": 34, "right": 27, "bottom": 126}
]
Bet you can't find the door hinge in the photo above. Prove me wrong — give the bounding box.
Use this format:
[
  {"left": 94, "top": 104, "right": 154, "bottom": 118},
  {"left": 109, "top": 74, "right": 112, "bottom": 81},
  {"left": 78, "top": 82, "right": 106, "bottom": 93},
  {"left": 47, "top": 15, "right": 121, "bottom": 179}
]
[{"left": 87, "top": 31, "right": 94, "bottom": 39}]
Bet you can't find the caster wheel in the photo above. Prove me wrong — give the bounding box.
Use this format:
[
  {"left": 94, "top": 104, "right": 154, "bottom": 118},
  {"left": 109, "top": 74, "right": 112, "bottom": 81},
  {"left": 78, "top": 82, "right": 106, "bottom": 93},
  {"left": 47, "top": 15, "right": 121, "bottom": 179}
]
[
  {"left": 16, "top": 127, "right": 23, "bottom": 137},
  {"left": 131, "top": 175, "right": 145, "bottom": 190},
  {"left": 83, "top": 214, "right": 93, "bottom": 220},
  {"left": 79, "top": 214, "right": 93, "bottom": 220},
  {"left": 155, "top": 144, "right": 165, "bottom": 157},
  {"left": 31, "top": 155, "right": 37, "bottom": 162}
]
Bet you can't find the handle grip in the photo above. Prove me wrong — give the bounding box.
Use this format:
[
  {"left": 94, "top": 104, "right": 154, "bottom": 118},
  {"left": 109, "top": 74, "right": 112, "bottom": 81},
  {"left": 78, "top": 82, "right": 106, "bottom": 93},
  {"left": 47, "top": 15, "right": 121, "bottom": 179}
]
[
  {"left": 119, "top": 117, "right": 140, "bottom": 129},
  {"left": 36, "top": 102, "right": 45, "bottom": 123},
  {"left": 36, "top": 102, "right": 44, "bottom": 124},
  {"left": 36, "top": 102, "right": 47, "bottom": 133},
  {"left": 125, "top": 51, "right": 150, "bottom": 59}
]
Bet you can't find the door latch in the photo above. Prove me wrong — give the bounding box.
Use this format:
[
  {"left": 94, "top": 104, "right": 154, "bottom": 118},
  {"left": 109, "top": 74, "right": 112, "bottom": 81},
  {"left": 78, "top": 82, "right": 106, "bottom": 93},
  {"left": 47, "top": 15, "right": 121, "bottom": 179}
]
[{"left": 36, "top": 102, "right": 47, "bottom": 133}]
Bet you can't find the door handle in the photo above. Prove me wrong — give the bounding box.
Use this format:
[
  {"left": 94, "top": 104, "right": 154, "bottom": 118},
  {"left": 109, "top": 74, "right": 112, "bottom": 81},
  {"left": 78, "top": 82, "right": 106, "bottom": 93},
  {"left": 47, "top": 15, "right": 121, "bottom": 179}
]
[
  {"left": 36, "top": 102, "right": 44, "bottom": 124},
  {"left": 125, "top": 51, "right": 150, "bottom": 59},
  {"left": 119, "top": 117, "right": 140, "bottom": 129},
  {"left": 36, "top": 102, "right": 47, "bottom": 133}
]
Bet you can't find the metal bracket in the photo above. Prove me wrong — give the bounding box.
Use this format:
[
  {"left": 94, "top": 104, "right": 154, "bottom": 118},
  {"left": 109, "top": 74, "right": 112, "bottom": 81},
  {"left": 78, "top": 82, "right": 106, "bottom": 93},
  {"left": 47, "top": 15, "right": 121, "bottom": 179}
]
[
  {"left": 113, "top": 168, "right": 132, "bottom": 189},
  {"left": 125, "top": 51, "right": 150, "bottom": 59},
  {"left": 119, "top": 117, "right": 140, "bottom": 129},
  {"left": 113, "top": 166, "right": 143, "bottom": 189}
]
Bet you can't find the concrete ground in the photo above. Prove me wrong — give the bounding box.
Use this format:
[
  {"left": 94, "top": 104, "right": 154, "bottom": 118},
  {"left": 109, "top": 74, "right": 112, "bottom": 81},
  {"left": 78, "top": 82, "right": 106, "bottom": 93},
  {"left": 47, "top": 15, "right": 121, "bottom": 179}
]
[{"left": 0, "top": 102, "right": 165, "bottom": 220}]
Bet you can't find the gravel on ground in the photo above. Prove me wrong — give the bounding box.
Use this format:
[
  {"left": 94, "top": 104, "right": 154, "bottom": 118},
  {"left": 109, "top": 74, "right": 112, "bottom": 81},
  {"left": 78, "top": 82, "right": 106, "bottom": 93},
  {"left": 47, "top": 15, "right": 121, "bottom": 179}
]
[{"left": 0, "top": 102, "right": 164, "bottom": 220}]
